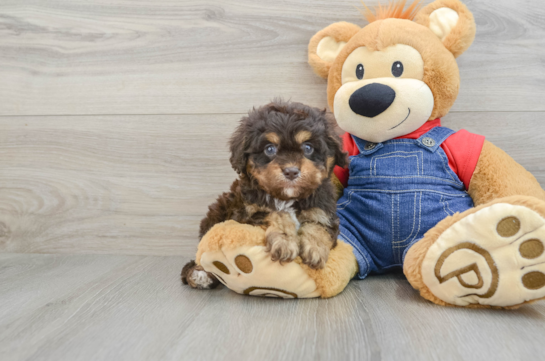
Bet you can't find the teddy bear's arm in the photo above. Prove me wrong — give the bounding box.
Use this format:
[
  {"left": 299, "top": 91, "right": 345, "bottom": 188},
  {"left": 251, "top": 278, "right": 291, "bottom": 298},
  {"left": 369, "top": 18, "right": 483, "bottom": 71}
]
[
  {"left": 331, "top": 173, "right": 345, "bottom": 200},
  {"left": 468, "top": 140, "right": 545, "bottom": 206}
]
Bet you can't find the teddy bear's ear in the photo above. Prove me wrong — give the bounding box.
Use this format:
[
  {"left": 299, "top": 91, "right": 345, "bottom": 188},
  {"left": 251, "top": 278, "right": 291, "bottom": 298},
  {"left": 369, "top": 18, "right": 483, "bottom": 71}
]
[
  {"left": 414, "top": 0, "right": 476, "bottom": 58},
  {"left": 308, "top": 22, "right": 361, "bottom": 79}
]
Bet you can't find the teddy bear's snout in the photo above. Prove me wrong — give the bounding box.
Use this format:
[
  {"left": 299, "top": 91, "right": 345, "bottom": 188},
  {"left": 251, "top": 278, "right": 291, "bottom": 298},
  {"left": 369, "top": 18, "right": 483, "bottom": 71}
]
[{"left": 349, "top": 83, "right": 396, "bottom": 118}]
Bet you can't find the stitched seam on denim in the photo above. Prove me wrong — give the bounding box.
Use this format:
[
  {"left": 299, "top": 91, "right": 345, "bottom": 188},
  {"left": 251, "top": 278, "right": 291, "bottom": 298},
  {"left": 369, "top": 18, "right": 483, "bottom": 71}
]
[
  {"left": 370, "top": 151, "right": 422, "bottom": 176},
  {"left": 440, "top": 195, "right": 446, "bottom": 215},
  {"left": 349, "top": 175, "right": 464, "bottom": 187},
  {"left": 372, "top": 154, "right": 421, "bottom": 176},
  {"left": 394, "top": 192, "right": 422, "bottom": 245},
  {"left": 419, "top": 127, "right": 455, "bottom": 146},
  {"left": 445, "top": 198, "right": 455, "bottom": 215},
  {"left": 336, "top": 190, "right": 353, "bottom": 210},
  {"left": 396, "top": 194, "right": 400, "bottom": 246},
  {"left": 427, "top": 131, "right": 455, "bottom": 149},
  {"left": 383, "top": 139, "right": 416, "bottom": 144},
  {"left": 402, "top": 237, "right": 422, "bottom": 262},
  {"left": 434, "top": 130, "right": 455, "bottom": 146},
  {"left": 352, "top": 134, "right": 364, "bottom": 153},
  {"left": 415, "top": 127, "right": 455, "bottom": 155},
  {"left": 396, "top": 194, "right": 400, "bottom": 260},
  {"left": 340, "top": 231, "right": 370, "bottom": 276},
  {"left": 352, "top": 135, "right": 383, "bottom": 155},
  {"left": 369, "top": 150, "right": 424, "bottom": 176},
  {"left": 436, "top": 145, "right": 459, "bottom": 183},
  {"left": 415, "top": 192, "right": 422, "bottom": 245},
  {"left": 359, "top": 145, "right": 383, "bottom": 156},
  {"left": 369, "top": 150, "right": 422, "bottom": 156},
  {"left": 369, "top": 150, "right": 422, "bottom": 161},
  {"left": 394, "top": 192, "right": 416, "bottom": 245},
  {"left": 348, "top": 189, "right": 471, "bottom": 197},
  {"left": 440, "top": 195, "right": 450, "bottom": 217},
  {"left": 397, "top": 194, "right": 400, "bottom": 244},
  {"left": 391, "top": 194, "right": 395, "bottom": 247}
]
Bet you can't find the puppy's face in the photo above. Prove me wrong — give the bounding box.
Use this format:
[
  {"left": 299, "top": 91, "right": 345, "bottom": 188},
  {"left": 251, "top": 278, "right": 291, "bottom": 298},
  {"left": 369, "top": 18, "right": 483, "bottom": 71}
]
[{"left": 230, "top": 102, "right": 346, "bottom": 201}]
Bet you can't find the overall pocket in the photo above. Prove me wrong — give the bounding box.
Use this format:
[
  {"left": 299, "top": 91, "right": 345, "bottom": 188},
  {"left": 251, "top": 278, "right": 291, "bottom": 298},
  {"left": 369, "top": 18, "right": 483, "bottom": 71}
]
[{"left": 392, "top": 192, "right": 423, "bottom": 263}]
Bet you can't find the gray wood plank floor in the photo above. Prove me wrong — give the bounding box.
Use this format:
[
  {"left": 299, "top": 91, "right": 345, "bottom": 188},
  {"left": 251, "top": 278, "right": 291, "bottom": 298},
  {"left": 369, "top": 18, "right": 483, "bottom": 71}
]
[{"left": 1, "top": 253, "right": 544, "bottom": 361}]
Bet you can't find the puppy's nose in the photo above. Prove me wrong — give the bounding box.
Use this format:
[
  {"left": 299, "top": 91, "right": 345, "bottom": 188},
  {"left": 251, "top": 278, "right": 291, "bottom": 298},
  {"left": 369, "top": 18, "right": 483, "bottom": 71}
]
[
  {"left": 282, "top": 167, "right": 300, "bottom": 180},
  {"left": 349, "top": 83, "right": 396, "bottom": 118}
]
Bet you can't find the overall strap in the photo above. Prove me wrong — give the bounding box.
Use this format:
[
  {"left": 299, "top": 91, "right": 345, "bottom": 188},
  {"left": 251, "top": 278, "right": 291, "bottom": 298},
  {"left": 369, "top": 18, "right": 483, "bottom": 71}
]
[
  {"left": 351, "top": 135, "right": 384, "bottom": 155},
  {"left": 415, "top": 126, "right": 456, "bottom": 153}
]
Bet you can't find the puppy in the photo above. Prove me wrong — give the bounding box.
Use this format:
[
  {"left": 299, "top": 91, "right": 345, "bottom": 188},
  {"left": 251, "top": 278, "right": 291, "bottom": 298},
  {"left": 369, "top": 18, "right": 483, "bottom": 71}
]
[{"left": 181, "top": 100, "right": 347, "bottom": 289}]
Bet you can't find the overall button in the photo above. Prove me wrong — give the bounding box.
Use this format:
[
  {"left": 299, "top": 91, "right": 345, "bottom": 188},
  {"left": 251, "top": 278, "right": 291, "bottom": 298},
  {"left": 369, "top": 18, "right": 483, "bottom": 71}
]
[
  {"left": 422, "top": 137, "right": 435, "bottom": 147},
  {"left": 364, "top": 142, "right": 377, "bottom": 150}
]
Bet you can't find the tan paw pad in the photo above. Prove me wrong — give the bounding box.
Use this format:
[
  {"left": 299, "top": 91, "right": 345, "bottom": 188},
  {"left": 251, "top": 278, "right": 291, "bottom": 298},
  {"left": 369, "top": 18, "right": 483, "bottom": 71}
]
[
  {"left": 519, "top": 239, "right": 544, "bottom": 259},
  {"left": 235, "top": 255, "right": 253, "bottom": 273},
  {"left": 422, "top": 203, "right": 545, "bottom": 307},
  {"left": 200, "top": 246, "right": 320, "bottom": 299}
]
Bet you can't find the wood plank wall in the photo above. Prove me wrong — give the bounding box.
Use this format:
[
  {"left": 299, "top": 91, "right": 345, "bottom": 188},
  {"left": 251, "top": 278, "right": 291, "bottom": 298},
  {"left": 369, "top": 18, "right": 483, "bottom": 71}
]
[{"left": 1, "top": 0, "right": 544, "bottom": 255}]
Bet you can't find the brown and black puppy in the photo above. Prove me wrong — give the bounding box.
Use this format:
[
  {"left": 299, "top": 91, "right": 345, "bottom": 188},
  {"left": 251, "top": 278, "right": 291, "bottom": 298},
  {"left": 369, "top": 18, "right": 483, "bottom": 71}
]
[{"left": 181, "top": 100, "right": 347, "bottom": 289}]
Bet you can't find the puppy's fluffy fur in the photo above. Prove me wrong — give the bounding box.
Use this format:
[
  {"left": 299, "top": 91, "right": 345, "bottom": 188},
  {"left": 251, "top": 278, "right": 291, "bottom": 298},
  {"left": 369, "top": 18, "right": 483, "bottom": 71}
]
[{"left": 181, "top": 100, "right": 347, "bottom": 289}]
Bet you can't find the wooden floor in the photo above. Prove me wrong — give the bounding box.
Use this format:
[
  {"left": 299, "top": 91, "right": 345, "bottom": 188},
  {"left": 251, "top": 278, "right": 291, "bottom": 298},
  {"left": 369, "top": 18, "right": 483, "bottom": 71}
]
[
  {"left": 1, "top": 253, "right": 545, "bottom": 361},
  {"left": 1, "top": 0, "right": 545, "bottom": 360}
]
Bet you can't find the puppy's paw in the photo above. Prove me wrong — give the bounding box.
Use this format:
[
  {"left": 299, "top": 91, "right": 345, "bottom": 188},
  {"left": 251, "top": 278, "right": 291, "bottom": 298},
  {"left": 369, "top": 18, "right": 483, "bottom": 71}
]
[
  {"left": 181, "top": 260, "right": 220, "bottom": 290},
  {"left": 266, "top": 232, "right": 299, "bottom": 263},
  {"left": 300, "top": 239, "right": 329, "bottom": 269},
  {"left": 299, "top": 224, "right": 333, "bottom": 269}
]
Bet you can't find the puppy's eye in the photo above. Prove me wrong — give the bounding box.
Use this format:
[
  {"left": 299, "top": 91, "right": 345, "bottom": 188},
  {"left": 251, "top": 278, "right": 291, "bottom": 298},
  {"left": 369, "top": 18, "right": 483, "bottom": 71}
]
[
  {"left": 392, "top": 61, "right": 403, "bottom": 77},
  {"left": 302, "top": 143, "right": 314, "bottom": 156},
  {"left": 356, "top": 64, "right": 364, "bottom": 80},
  {"left": 264, "top": 144, "right": 277, "bottom": 157}
]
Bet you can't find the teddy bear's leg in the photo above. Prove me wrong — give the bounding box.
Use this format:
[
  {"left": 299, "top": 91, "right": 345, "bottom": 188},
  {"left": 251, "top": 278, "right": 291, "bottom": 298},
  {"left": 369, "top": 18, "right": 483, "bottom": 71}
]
[
  {"left": 199, "top": 239, "right": 358, "bottom": 299},
  {"left": 298, "top": 239, "right": 359, "bottom": 298},
  {"left": 404, "top": 195, "right": 545, "bottom": 308},
  {"left": 196, "top": 221, "right": 358, "bottom": 298}
]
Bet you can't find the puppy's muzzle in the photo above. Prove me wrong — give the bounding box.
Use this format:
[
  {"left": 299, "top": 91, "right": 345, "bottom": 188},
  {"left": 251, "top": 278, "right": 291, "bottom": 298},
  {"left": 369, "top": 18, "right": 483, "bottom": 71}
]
[{"left": 349, "top": 83, "right": 396, "bottom": 118}]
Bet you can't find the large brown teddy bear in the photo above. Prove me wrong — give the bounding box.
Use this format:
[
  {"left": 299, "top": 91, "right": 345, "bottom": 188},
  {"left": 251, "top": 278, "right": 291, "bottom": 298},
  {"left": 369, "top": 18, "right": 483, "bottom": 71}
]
[{"left": 194, "top": 0, "right": 545, "bottom": 308}]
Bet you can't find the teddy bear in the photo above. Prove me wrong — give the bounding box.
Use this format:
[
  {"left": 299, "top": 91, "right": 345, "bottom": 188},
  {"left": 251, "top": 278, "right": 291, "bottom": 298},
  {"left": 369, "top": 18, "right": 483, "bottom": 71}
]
[{"left": 193, "top": 0, "right": 545, "bottom": 308}]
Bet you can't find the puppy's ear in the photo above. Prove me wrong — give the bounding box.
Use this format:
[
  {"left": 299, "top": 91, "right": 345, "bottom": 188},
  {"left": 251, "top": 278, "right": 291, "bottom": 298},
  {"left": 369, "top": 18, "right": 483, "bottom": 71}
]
[
  {"left": 328, "top": 134, "right": 348, "bottom": 170},
  {"left": 323, "top": 112, "right": 348, "bottom": 171},
  {"left": 229, "top": 118, "right": 249, "bottom": 175}
]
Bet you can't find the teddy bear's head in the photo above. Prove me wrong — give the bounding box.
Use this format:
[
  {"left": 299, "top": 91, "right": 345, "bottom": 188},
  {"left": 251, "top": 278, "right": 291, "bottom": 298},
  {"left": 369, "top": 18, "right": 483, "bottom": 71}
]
[{"left": 308, "top": 0, "right": 476, "bottom": 143}]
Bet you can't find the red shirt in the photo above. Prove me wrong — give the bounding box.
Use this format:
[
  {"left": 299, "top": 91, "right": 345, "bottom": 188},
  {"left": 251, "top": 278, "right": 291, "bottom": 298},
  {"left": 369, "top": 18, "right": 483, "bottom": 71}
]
[{"left": 334, "top": 119, "right": 485, "bottom": 190}]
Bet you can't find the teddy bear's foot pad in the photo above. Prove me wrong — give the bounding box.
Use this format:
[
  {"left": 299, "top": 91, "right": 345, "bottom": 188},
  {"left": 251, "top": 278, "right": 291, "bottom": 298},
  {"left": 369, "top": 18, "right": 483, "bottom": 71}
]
[
  {"left": 421, "top": 203, "right": 545, "bottom": 307},
  {"left": 200, "top": 245, "right": 321, "bottom": 299}
]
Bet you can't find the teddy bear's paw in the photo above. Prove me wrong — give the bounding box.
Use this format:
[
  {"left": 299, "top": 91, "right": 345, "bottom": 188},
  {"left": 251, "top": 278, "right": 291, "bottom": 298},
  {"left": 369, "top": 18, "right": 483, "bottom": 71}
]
[
  {"left": 421, "top": 203, "right": 545, "bottom": 307},
  {"left": 181, "top": 260, "right": 220, "bottom": 290},
  {"left": 265, "top": 232, "right": 299, "bottom": 264},
  {"left": 199, "top": 245, "right": 321, "bottom": 299}
]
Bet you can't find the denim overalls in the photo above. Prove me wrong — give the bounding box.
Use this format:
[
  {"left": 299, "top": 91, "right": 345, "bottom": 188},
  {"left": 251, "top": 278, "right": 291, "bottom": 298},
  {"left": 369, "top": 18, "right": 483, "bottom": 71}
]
[{"left": 337, "top": 126, "right": 474, "bottom": 279}]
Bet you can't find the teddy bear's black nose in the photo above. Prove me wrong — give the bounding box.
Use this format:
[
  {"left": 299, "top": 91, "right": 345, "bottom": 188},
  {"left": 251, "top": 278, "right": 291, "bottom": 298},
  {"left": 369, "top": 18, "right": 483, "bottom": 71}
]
[{"left": 349, "top": 83, "right": 396, "bottom": 118}]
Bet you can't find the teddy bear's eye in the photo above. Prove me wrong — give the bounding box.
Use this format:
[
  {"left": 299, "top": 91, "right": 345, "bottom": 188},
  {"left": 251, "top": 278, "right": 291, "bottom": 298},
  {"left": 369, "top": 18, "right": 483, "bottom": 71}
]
[
  {"left": 392, "top": 61, "right": 404, "bottom": 77},
  {"left": 356, "top": 64, "right": 364, "bottom": 80}
]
